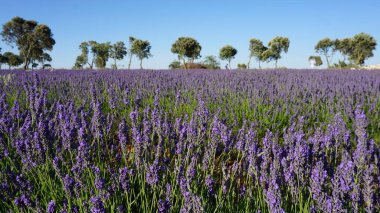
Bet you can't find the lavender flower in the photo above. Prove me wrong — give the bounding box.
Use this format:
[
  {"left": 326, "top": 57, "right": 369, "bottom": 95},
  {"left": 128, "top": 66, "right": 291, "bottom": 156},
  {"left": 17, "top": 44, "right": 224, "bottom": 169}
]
[
  {"left": 310, "top": 161, "right": 327, "bottom": 211},
  {"left": 158, "top": 199, "right": 171, "bottom": 213},
  {"left": 47, "top": 200, "right": 56, "bottom": 213},
  {"left": 14, "top": 194, "right": 32, "bottom": 208},
  {"left": 146, "top": 159, "right": 160, "bottom": 187},
  {"left": 118, "top": 167, "right": 131, "bottom": 192},
  {"left": 90, "top": 196, "right": 105, "bottom": 213},
  {"left": 205, "top": 175, "right": 215, "bottom": 196},
  {"left": 363, "top": 165, "right": 374, "bottom": 212}
]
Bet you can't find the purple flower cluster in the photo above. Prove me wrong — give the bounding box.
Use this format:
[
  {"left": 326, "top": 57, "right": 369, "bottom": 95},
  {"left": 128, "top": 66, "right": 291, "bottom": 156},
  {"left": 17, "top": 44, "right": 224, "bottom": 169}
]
[{"left": 0, "top": 70, "right": 380, "bottom": 212}]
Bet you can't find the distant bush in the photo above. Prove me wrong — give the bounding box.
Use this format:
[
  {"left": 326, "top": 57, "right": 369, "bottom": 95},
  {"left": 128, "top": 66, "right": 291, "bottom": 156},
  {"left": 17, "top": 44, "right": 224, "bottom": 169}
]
[
  {"left": 182, "top": 63, "right": 207, "bottom": 69},
  {"left": 237, "top": 63, "right": 247, "bottom": 70}
]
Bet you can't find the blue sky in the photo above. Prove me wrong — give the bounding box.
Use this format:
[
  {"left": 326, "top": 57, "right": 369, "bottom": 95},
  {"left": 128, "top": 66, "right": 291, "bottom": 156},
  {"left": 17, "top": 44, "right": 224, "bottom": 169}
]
[{"left": 0, "top": 0, "right": 379, "bottom": 69}]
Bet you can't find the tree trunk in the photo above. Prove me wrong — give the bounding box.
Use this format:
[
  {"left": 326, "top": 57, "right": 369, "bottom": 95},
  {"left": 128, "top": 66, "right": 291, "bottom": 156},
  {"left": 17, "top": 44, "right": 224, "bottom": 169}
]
[
  {"left": 228, "top": 59, "right": 231, "bottom": 70},
  {"left": 114, "top": 58, "right": 117, "bottom": 70},
  {"left": 182, "top": 58, "right": 187, "bottom": 69},
  {"left": 128, "top": 54, "right": 133, "bottom": 69},
  {"left": 325, "top": 54, "right": 330, "bottom": 68},
  {"left": 247, "top": 57, "right": 251, "bottom": 69},
  {"left": 140, "top": 59, "right": 143, "bottom": 69},
  {"left": 91, "top": 59, "right": 94, "bottom": 69},
  {"left": 275, "top": 60, "right": 278, "bottom": 68},
  {"left": 259, "top": 60, "right": 261, "bottom": 69},
  {"left": 23, "top": 57, "right": 29, "bottom": 70},
  {"left": 24, "top": 44, "right": 34, "bottom": 70}
]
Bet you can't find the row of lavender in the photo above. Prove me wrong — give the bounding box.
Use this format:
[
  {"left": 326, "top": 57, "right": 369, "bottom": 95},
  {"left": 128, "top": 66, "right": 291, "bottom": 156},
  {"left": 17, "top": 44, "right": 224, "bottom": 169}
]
[{"left": 0, "top": 69, "right": 380, "bottom": 212}]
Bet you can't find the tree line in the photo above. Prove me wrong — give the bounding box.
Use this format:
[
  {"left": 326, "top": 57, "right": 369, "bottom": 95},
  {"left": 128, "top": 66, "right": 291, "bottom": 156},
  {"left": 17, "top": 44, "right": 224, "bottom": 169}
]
[
  {"left": 73, "top": 37, "right": 152, "bottom": 70},
  {"left": 0, "top": 16, "right": 378, "bottom": 70}
]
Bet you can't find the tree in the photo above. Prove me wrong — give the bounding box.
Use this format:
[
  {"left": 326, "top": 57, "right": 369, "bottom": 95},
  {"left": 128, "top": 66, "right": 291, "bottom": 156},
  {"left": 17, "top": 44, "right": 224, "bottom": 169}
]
[
  {"left": 348, "top": 33, "right": 377, "bottom": 66},
  {"left": 237, "top": 63, "right": 247, "bottom": 70},
  {"left": 267, "top": 37, "right": 290, "bottom": 68},
  {"left": 203, "top": 55, "right": 220, "bottom": 69},
  {"left": 261, "top": 49, "right": 276, "bottom": 64},
  {"left": 130, "top": 39, "right": 151, "bottom": 69},
  {"left": 169, "top": 60, "right": 181, "bottom": 69},
  {"left": 74, "top": 55, "right": 87, "bottom": 69},
  {"left": 74, "top": 42, "right": 90, "bottom": 69},
  {"left": 127, "top": 37, "right": 136, "bottom": 69},
  {"left": 219, "top": 45, "right": 237, "bottom": 69},
  {"left": 308, "top": 56, "right": 323, "bottom": 68},
  {"left": 1, "top": 17, "right": 55, "bottom": 70},
  {"left": 249, "top": 38, "right": 267, "bottom": 69},
  {"left": 171, "top": 37, "right": 202, "bottom": 69},
  {"left": 93, "top": 42, "right": 111, "bottom": 69},
  {"left": 335, "top": 38, "right": 354, "bottom": 63},
  {"left": 315, "top": 38, "right": 337, "bottom": 68},
  {"left": 3, "top": 52, "right": 23, "bottom": 69},
  {"left": 109, "top": 41, "right": 127, "bottom": 70},
  {"left": 74, "top": 41, "right": 111, "bottom": 69}
]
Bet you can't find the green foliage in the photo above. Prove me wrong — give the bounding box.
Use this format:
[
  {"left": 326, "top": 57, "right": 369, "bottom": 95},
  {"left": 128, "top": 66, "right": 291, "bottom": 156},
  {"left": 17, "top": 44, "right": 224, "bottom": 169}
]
[
  {"left": 169, "top": 60, "right": 181, "bottom": 69},
  {"left": 1, "top": 17, "right": 55, "bottom": 70},
  {"left": 249, "top": 38, "right": 267, "bottom": 69},
  {"left": 182, "top": 63, "right": 207, "bottom": 69},
  {"left": 321, "top": 33, "right": 376, "bottom": 67},
  {"left": 42, "top": 63, "right": 51, "bottom": 69},
  {"left": 261, "top": 49, "right": 276, "bottom": 64},
  {"left": 93, "top": 42, "right": 111, "bottom": 69},
  {"left": 348, "top": 33, "right": 377, "bottom": 66},
  {"left": 130, "top": 38, "right": 152, "bottom": 69},
  {"left": 75, "top": 41, "right": 111, "bottom": 69},
  {"left": 109, "top": 41, "right": 127, "bottom": 70},
  {"left": 237, "top": 63, "right": 247, "bottom": 70},
  {"left": 171, "top": 37, "right": 202, "bottom": 69},
  {"left": 267, "top": 37, "right": 290, "bottom": 68},
  {"left": 75, "top": 41, "right": 91, "bottom": 69},
  {"left": 308, "top": 56, "right": 323, "bottom": 67},
  {"left": 3, "top": 52, "right": 23, "bottom": 69},
  {"left": 315, "top": 38, "right": 337, "bottom": 68},
  {"left": 219, "top": 45, "right": 237, "bottom": 69},
  {"left": 73, "top": 55, "right": 87, "bottom": 69},
  {"left": 203, "top": 55, "right": 220, "bottom": 69},
  {"left": 331, "top": 60, "right": 360, "bottom": 69},
  {"left": 335, "top": 38, "right": 354, "bottom": 63}
]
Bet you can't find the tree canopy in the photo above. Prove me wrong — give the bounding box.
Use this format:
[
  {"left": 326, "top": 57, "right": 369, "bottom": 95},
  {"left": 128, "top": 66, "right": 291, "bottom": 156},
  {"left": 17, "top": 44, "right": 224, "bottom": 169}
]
[
  {"left": 74, "top": 41, "right": 111, "bottom": 69},
  {"left": 308, "top": 56, "right": 323, "bottom": 67},
  {"left": 109, "top": 41, "right": 127, "bottom": 69},
  {"left": 249, "top": 38, "right": 267, "bottom": 69},
  {"left": 1, "top": 17, "right": 55, "bottom": 70},
  {"left": 219, "top": 45, "right": 237, "bottom": 69},
  {"left": 203, "top": 55, "right": 220, "bottom": 69},
  {"left": 315, "top": 38, "right": 337, "bottom": 68},
  {"left": 3, "top": 52, "right": 23, "bottom": 69},
  {"left": 130, "top": 38, "right": 152, "bottom": 69},
  {"left": 267, "top": 37, "right": 290, "bottom": 68},
  {"left": 171, "top": 37, "right": 202, "bottom": 69},
  {"left": 169, "top": 60, "right": 181, "bottom": 69},
  {"left": 348, "top": 33, "right": 377, "bottom": 66}
]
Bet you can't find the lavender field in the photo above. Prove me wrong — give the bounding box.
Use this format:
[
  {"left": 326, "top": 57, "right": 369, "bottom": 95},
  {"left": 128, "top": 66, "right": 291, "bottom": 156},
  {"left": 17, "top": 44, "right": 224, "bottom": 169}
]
[{"left": 0, "top": 69, "right": 380, "bottom": 212}]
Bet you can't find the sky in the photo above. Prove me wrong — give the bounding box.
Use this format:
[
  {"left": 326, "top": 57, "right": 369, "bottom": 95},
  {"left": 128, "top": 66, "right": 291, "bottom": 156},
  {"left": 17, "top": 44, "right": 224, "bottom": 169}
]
[{"left": 0, "top": 0, "right": 379, "bottom": 69}]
